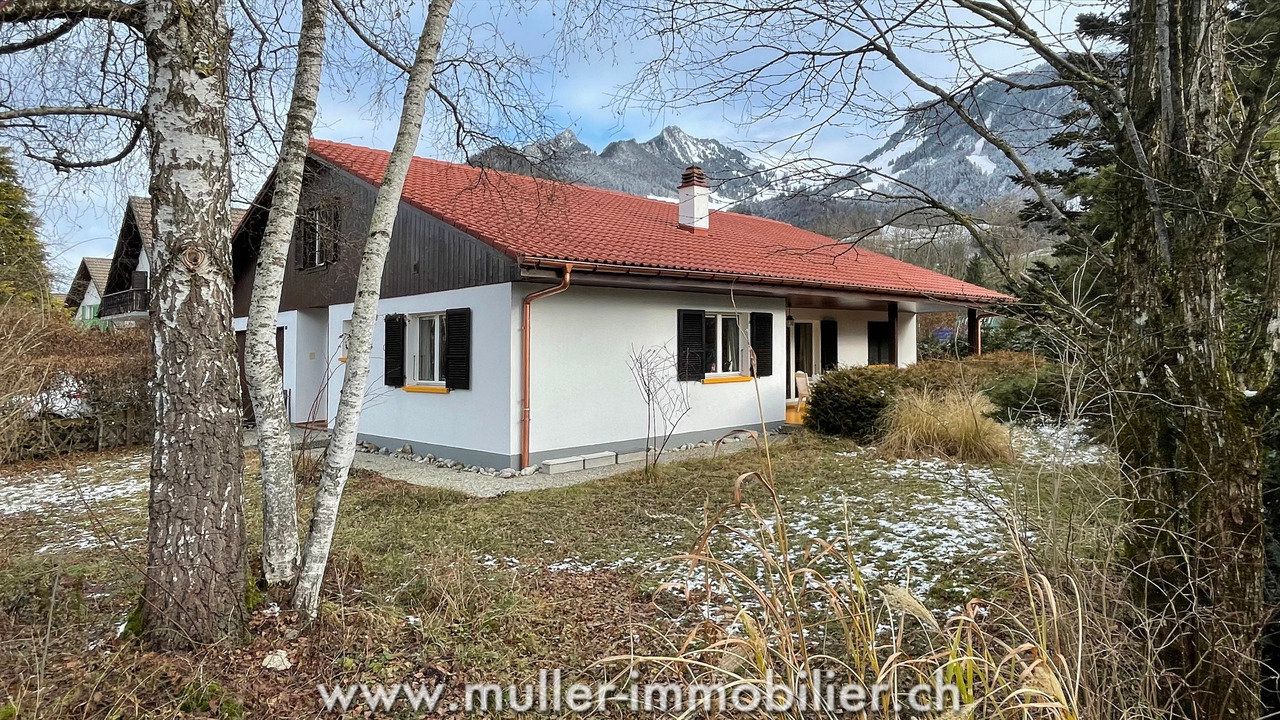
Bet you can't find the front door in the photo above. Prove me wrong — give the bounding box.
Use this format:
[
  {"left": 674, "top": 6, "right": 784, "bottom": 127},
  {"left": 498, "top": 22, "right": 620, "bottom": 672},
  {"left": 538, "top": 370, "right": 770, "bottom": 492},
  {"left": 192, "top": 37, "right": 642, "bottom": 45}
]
[
  {"left": 788, "top": 321, "right": 815, "bottom": 398},
  {"left": 868, "top": 321, "right": 894, "bottom": 365},
  {"left": 236, "top": 327, "right": 285, "bottom": 425}
]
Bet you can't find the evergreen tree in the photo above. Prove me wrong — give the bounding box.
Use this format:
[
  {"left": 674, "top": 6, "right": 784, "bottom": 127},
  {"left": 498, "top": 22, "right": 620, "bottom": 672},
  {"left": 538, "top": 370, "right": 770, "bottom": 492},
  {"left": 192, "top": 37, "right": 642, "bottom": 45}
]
[{"left": 0, "top": 148, "right": 47, "bottom": 303}]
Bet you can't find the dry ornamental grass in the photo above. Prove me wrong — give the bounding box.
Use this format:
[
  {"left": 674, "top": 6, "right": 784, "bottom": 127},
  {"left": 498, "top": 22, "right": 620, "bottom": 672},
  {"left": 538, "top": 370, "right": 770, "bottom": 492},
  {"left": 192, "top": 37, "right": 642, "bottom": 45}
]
[{"left": 879, "top": 389, "right": 1015, "bottom": 464}]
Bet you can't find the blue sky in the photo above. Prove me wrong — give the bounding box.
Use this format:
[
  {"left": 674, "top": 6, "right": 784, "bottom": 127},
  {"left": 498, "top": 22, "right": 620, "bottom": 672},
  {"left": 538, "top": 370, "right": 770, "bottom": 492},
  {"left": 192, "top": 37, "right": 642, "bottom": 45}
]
[
  {"left": 32, "top": 0, "right": 1082, "bottom": 286},
  {"left": 38, "top": 0, "right": 773, "bottom": 285}
]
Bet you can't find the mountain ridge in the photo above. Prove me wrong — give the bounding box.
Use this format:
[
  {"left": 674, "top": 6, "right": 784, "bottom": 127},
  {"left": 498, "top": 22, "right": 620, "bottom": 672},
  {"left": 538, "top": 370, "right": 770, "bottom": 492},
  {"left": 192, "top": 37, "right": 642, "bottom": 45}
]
[{"left": 471, "top": 76, "right": 1072, "bottom": 227}]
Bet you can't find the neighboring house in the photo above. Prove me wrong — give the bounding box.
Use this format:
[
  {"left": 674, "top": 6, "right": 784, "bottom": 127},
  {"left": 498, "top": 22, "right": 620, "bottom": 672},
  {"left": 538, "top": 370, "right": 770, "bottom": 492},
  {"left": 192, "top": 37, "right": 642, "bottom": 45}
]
[
  {"left": 231, "top": 140, "right": 1010, "bottom": 470},
  {"left": 65, "top": 257, "right": 112, "bottom": 327},
  {"left": 96, "top": 196, "right": 156, "bottom": 327},
  {"left": 80, "top": 196, "right": 248, "bottom": 328}
]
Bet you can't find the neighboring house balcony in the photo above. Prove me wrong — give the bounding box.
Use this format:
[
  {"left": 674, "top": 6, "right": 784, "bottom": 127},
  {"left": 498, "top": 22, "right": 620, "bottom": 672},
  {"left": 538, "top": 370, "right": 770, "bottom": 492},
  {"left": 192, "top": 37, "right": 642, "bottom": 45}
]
[{"left": 100, "top": 288, "right": 150, "bottom": 321}]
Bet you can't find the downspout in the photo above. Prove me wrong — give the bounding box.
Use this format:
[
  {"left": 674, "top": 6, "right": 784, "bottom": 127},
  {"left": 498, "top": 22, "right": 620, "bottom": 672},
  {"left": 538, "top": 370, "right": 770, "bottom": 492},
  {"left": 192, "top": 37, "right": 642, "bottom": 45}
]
[{"left": 520, "top": 264, "right": 573, "bottom": 469}]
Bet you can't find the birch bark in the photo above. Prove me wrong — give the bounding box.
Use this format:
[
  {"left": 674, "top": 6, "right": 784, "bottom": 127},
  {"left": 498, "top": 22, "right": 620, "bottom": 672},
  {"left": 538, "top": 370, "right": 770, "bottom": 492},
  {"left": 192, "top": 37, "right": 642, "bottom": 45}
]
[
  {"left": 246, "top": 0, "right": 328, "bottom": 586},
  {"left": 293, "top": 0, "right": 455, "bottom": 617},
  {"left": 138, "top": 0, "right": 246, "bottom": 647}
]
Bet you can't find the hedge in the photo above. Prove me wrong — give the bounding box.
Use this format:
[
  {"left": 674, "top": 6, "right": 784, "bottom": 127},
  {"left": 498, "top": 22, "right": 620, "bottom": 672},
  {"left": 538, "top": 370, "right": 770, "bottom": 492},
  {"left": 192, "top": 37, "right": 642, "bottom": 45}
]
[{"left": 803, "top": 351, "right": 1060, "bottom": 439}]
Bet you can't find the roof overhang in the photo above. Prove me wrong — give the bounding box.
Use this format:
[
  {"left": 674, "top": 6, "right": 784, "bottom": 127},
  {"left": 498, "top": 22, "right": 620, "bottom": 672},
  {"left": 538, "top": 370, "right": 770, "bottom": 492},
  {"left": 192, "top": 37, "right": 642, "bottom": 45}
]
[{"left": 517, "top": 257, "right": 1011, "bottom": 311}]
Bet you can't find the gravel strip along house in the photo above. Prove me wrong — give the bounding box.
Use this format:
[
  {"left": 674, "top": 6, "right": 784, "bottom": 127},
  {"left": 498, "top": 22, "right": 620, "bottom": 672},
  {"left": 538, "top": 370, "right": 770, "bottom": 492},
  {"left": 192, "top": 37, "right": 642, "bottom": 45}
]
[{"left": 230, "top": 140, "right": 1009, "bottom": 471}]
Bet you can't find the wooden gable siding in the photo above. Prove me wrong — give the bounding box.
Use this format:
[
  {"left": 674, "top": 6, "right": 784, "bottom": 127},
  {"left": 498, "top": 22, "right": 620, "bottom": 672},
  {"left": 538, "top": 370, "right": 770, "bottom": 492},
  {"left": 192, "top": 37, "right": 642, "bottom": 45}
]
[
  {"left": 233, "top": 159, "right": 519, "bottom": 316},
  {"left": 104, "top": 208, "right": 146, "bottom": 295}
]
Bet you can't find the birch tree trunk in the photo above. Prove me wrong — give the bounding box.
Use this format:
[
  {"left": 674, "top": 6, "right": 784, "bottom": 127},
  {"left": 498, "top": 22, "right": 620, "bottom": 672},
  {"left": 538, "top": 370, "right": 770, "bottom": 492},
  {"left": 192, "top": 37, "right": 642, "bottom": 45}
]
[
  {"left": 139, "top": 0, "right": 247, "bottom": 647},
  {"left": 293, "top": 0, "right": 455, "bottom": 617},
  {"left": 246, "top": 0, "right": 328, "bottom": 586}
]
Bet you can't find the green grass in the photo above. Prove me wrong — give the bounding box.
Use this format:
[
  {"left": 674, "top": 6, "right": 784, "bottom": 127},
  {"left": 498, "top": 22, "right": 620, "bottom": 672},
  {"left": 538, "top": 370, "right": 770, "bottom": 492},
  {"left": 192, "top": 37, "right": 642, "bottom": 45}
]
[{"left": 0, "top": 431, "right": 1118, "bottom": 718}]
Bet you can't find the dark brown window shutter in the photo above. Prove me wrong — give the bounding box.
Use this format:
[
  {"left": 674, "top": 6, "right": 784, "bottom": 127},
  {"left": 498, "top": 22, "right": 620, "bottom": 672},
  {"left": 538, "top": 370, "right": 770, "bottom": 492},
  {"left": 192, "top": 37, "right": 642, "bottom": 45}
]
[
  {"left": 820, "top": 318, "right": 838, "bottom": 371},
  {"left": 443, "top": 307, "right": 471, "bottom": 390},
  {"left": 676, "top": 309, "right": 706, "bottom": 381},
  {"left": 292, "top": 215, "right": 305, "bottom": 269},
  {"left": 326, "top": 205, "right": 341, "bottom": 262},
  {"left": 384, "top": 314, "right": 406, "bottom": 387},
  {"left": 749, "top": 312, "right": 773, "bottom": 377}
]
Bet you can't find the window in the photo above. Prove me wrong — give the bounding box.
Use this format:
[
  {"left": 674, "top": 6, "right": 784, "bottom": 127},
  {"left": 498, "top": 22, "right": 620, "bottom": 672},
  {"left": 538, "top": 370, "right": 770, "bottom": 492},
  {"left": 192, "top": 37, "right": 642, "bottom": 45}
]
[
  {"left": 793, "top": 321, "right": 814, "bottom": 376},
  {"left": 408, "top": 313, "right": 445, "bottom": 384},
  {"left": 868, "top": 321, "right": 894, "bottom": 365},
  {"left": 702, "top": 313, "right": 743, "bottom": 374},
  {"left": 295, "top": 204, "right": 339, "bottom": 269},
  {"left": 340, "top": 319, "right": 352, "bottom": 359}
]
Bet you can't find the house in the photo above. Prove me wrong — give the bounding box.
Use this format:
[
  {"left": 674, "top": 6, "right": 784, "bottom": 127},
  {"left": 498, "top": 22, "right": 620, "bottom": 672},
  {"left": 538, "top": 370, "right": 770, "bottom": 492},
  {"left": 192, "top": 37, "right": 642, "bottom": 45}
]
[
  {"left": 231, "top": 140, "right": 1010, "bottom": 471},
  {"left": 70, "top": 196, "right": 247, "bottom": 328},
  {"left": 94, "top": 196, "right": 156, "bottom": 327},
  {"left": 65, "top": 257, "right": 112, "bottom": 327}
]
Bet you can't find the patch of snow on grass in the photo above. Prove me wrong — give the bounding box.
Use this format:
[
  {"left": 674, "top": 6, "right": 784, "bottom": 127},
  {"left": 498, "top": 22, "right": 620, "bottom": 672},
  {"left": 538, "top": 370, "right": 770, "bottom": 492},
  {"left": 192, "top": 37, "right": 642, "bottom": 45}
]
[
  {"left": 1, "top": 453, "right": 149, "bottom": 516},
  {"left": 1, "top": 452, "right": 149, "bottom": 553},
  {"left": 657, "top": 455, "right": 1014, "bottom": 622},
  {"left": 1015, "top": 423, "right": 1108, "bottom": 465}
]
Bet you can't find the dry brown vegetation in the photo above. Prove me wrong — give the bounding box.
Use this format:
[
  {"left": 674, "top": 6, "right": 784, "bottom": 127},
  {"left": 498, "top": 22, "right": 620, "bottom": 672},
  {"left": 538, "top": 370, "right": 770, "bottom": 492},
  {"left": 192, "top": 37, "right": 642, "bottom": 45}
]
[
  {"left": 879, "top": 388, "right": 1015, "bottom": 463},
  {"left": 0, "top": 425, "right": 1135, "bottom": 718},
  {"left": 0, "top": 305, "right": 151, "bottom": 463}
]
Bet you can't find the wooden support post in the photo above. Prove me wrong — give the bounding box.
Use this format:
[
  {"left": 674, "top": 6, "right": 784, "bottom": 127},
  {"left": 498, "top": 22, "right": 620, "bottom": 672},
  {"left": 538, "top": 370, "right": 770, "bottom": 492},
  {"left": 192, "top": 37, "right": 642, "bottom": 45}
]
[
  {"left": 887, "top": 301, "right": 899, "bottom": 367},
  {"left": 967, "top": 308, "right": 981, "bottom": 355}
]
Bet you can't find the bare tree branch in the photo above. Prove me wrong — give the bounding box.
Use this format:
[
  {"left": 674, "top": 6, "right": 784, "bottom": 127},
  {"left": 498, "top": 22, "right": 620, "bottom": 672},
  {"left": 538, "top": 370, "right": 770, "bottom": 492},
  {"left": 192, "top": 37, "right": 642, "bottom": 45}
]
[
  {"left": 0, "top": 105, "right": 142, "bottom": 122},
  {"left": 0, "top": 0, "right": 141, "bottom": 27}
]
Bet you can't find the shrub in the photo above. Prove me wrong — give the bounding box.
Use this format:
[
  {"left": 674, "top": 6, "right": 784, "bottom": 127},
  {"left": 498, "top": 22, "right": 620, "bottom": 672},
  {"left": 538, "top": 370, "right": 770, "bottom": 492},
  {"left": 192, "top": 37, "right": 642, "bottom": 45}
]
[
  {"left": 879, "top": 388, "right": 1015, "bottom": 463},
  {"left": 0, "top": 308, "right": 152, "bottom": 461},
  {"left": 985, "top": 366, "right": 1067, "bottom": 422},
  {"left": 907, "top": 350, "right": 1044, "bottom": 390},
  {"left": 803, "top": 365, "right": 907, "bottom": 441},
  {"left": 805, "top": 351, "right": 1050, "bottom": 441}
]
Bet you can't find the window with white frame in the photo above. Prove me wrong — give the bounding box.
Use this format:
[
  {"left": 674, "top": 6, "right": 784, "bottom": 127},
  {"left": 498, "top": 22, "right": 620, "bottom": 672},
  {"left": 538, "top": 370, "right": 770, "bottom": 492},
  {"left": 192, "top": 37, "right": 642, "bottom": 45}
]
[
  {"left": 702, "top": 312, "right": 743, "bottom": 374},
  {"left": 294, "top": 204, "right": 339, "bottom": 269},
  {"left": 408, "top": 313, "right": 446, "bottom": 384}
]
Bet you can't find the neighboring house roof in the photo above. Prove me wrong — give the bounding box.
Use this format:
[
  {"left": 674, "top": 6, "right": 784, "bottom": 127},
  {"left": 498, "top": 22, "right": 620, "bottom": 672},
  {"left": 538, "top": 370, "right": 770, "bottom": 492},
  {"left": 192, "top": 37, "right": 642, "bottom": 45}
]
[
  {"left": 126, "top": 196, "right": 248, "bottom": 247},
  {"left": 65, "top": 257, "right": 112, "bottom": 308},
  {"left": 128, "top": 196, "right": 154, "bottom": 248},
  {"left": 309, "top": 139, "right": 1011, "bottom": 304},
  {"left": 105, "top": 197, "right": 250, "bottom": 294}
]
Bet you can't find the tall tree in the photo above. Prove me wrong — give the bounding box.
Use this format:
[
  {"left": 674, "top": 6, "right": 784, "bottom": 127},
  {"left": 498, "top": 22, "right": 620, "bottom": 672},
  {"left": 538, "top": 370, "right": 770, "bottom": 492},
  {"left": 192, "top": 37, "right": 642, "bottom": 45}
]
[
  {"left": 620, "top": 0, "right": 1280, "bottom": 715},
  {"left": 0, "top": 0, "right": 247, "bottom": 647},
  {"left": 0, "top": 147, "right": 47, "bottom": 302},
  {"left": 138, "top": 0, "right": 246, "bottom": 648},
  {"left": 246, "top": 0, "right": 328, "bottom": 587},
  {"left": 293, "top": 0, "right": 455, "bottom": 617}
]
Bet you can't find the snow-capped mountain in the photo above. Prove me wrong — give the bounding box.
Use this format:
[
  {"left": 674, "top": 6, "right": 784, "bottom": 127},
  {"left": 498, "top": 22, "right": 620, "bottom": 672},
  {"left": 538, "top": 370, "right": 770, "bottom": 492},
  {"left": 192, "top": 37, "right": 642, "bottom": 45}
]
[
  {"left": 856, "top": 71, "right": 1076, "bottom": 206},
  {"left": 472, "top": 126, "right": 793, "bottom": 207},
  {"left": 474, "top": 76, "right": 1074, "bottom": 225}
]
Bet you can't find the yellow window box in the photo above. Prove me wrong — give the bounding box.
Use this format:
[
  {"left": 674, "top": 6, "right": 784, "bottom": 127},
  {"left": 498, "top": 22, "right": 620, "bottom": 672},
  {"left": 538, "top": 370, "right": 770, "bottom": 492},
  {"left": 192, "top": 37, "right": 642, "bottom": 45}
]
[
  {"left": 702, "top": 375, "right": 753, "bottom": 384},
  {"left": 404, "top": 385, "right": 449, "bottom": 394}
]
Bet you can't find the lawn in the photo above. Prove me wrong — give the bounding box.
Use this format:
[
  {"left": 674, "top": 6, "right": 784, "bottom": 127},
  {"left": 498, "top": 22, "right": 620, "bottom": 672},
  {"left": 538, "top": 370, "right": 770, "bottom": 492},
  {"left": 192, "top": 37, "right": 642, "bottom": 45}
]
[{"left": 0, "top": 427, "right": 1111, "bottom": 718}]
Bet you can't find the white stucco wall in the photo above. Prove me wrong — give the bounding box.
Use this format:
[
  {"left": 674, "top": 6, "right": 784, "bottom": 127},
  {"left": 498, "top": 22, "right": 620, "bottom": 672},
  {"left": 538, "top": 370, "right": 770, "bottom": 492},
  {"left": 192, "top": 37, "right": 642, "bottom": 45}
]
[
  {"left": 233, "top": 310, "right": 299, "bottom": 421},
  {"left": 323, "top": 282, "right": 517, "bottom": 461},
  {"left": 293, "top": 308, "right": 329, "bottom": 422},
  {"left": 234, "top": 282, "right": 922, "bottom": 467},
  {"left": 76, "top": 284, "right": 102, "bottom": 321},
  {"left": 896, "top": 310, "right": 918, "bottom": 366},
  {"left": 522, "top": 285, "right": 788, "bottom": 459}
]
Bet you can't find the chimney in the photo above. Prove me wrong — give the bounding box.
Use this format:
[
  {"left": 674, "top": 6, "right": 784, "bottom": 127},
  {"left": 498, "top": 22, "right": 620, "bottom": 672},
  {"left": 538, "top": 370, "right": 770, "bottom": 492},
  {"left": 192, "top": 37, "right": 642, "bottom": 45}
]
[{"left": 677, "top": 165, "right": 710, "bottom": 231}]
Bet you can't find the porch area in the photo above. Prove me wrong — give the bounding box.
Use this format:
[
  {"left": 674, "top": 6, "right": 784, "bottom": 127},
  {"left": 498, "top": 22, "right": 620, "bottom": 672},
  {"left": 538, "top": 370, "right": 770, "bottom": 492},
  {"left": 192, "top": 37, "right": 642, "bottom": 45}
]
[{"left": 780, "top": 295, "right": 985, "bottom": 425}]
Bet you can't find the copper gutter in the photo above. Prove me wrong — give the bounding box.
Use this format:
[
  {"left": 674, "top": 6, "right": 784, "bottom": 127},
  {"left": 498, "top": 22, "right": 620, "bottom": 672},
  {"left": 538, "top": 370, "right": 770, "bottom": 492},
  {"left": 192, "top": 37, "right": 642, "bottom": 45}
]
[{"left": 519, "top": 264, "right": 573, "bottom": 469}]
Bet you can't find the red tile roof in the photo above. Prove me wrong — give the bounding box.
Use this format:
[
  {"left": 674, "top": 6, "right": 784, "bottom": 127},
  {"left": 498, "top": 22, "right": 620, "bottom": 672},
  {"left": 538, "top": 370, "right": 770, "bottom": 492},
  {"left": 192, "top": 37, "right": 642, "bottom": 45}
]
[{"left": 309, "top": 140, "right": 1010, "bottom": 304}]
